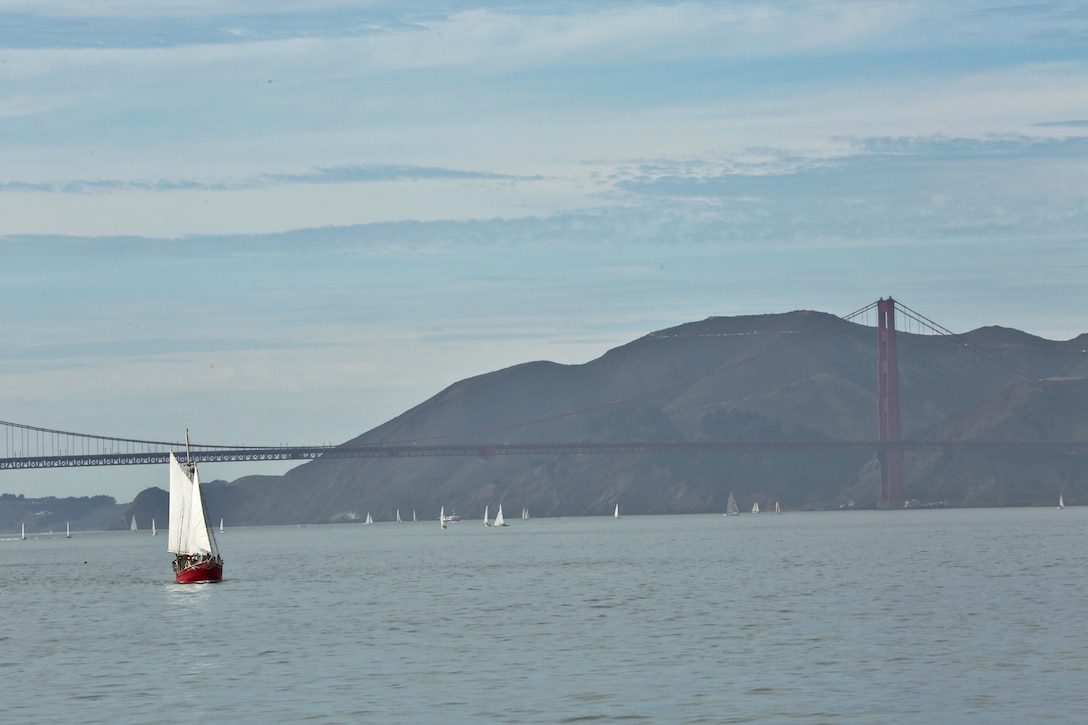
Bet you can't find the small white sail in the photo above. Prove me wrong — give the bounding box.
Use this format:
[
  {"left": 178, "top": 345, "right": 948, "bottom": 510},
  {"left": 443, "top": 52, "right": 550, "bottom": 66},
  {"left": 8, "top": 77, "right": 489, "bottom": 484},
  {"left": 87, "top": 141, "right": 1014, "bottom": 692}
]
[
  {"left": 484, "top": 505, "right": 490, "bottom": 527},
  {"left": 21, "top": 522, "right": 26, "bottom": 541},
  {"left": 493, "top": 504, "right": 507, "bottom": 527},
  {"left": 413, "top": 510, "right": 417, "bottom": 523},
  {"left": 152, "top": 518, "right": 157, "bottom": 536},
  {"left": 131, "top": 515, "right": 138, "bottom": 532},
  {"left": 396, "top": 509, "right": 402, "bottom": 523},
  {"left": 66, "top": 521, "right": 71, "bottom": 539},
  {"left": 725, "top": 492, "right": 739, "bottom": 516},
  {"left": 440, "top": 506, "right": 447, "bottom": 529},
  {"left": 1058, "top": 494, "right": 1065, "bottom": 510},
  {"left": 365, "top": 512, "right": 373, "bottom": 525},
  {"left": 220, "top": 518, "right": 224, "bottom": 533},
  {"left": 614, "top": 503, "right": 620, "bottom": 519},
  {"left": 775, "top": 501, "right": 781, "bottom": 514},
  {"left": 752, "top": 502, "right": 760, "bottom": 514},
  {"left": 522, "top": 507, "right": 528, "bottom": 520}
]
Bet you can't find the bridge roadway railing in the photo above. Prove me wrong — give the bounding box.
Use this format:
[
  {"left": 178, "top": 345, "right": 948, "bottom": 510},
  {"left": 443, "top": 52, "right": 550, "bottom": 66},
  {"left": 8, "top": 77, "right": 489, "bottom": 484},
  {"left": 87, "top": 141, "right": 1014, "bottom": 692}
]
[{"left": 2, "top": 438, "right": 1086, "bottom": 470}]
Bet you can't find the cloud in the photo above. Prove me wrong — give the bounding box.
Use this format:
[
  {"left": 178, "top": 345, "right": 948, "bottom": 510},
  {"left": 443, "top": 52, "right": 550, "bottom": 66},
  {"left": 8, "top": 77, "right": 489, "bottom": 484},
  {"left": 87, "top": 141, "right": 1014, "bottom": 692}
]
[
  {"left": 1033, "top": 119, "right": 1088, "bottom": 128},
  {"left": 0, "top": 163, "right": 534, "bottom": 194}
]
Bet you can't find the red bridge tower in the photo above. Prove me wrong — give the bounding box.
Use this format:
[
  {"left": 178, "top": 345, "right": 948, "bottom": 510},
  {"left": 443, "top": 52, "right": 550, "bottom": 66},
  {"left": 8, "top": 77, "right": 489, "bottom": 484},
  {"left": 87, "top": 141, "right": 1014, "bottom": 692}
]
[{"left": 876, "top": 297, "right": 904, "bottom": 508}]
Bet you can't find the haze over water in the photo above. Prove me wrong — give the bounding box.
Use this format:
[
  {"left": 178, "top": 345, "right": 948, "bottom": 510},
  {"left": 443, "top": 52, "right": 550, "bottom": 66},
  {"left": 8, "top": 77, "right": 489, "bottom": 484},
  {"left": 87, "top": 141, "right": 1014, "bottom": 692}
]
[{"left": 3, "top": 509, "right": 1086, "bottom": 724}]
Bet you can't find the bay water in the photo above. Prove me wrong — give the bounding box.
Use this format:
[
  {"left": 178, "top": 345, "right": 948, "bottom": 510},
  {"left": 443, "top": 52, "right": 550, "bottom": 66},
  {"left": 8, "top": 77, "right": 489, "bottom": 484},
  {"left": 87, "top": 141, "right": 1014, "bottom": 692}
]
[{"left": 2, "top": 508, "right": 1086, "bottom": 723}]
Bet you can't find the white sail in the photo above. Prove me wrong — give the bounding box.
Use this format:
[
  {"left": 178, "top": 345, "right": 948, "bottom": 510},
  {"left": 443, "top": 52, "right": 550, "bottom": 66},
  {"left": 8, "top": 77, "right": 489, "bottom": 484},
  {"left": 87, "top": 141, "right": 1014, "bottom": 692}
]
[
  {"left": 1058, "top": 494, "right": 1065, "bottom": 510},
  {"left": 131, "top": 515, "right": 138, "bottom": 532},
  {"left": 186, "top": 466, "right": 213, "bottom": 555},
  {"left": 66, "top": 521, "right": 71, "bottom": 539},
  {"left": 752, "top": 502, "right": 760, "bottom": 514},
  {"left": 440, "top": 506, "right": 447, "bottom": 529},
  {"left": 396, "top": 509, "right": 402, "bottom": 523},
  {"left": 614, "top": 503, "right": 620, "bottom": 519},
  {"left": 21, "top": 522, "right": 26, "bottom": 541},
  {"left": 152, "top": 518, "right": 157, "bottom": 536},
  {"left": 365, "top": 512, "right": 373, "bottom": 525},
  {"left": 775, "top": 501, "right": 781, "bottom": 514},
  {"left": 494, "top": 504, "right": 506, "bottom": 527},
  {"left": 522, "top": 507, "right": 528, "bottom": 520},
  {"left": 220, "top": 518, "right": 224, "bottom": 533},
  {"left": 725, "top": 492, "right": 739, "bottom": 516},
  {"left": 168, "top": 450, "right": 213, "bottom": 556},
  {"left": 168, "top": 452, "right": 194, "bottom": 554},
  {"left": 484, "top": 505, "right": 490, "bottom": 526},
  {"left": 413, "top": 510, "right": 417, "bottom": 523}
]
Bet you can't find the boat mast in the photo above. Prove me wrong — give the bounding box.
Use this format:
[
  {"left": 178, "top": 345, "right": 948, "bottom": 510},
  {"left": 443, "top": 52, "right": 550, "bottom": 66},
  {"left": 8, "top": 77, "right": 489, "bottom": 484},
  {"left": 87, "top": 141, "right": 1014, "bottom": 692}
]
[{"left": 184, "top": 429, "right": 195, "bottom": 478}]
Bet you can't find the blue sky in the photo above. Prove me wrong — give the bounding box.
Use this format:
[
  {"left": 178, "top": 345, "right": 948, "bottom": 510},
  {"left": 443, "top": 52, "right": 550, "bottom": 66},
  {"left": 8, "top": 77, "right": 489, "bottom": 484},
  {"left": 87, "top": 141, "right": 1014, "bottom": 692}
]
[{"left": 2, "top": 1, "right": 1087, "bottom": 501}]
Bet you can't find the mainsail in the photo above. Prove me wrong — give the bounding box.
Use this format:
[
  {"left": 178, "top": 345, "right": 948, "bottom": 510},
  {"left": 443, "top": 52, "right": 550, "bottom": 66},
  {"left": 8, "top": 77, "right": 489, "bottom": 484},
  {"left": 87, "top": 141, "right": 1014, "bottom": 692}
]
[{"left": 167, "top": 451, "right": 213, "bottom": 556}]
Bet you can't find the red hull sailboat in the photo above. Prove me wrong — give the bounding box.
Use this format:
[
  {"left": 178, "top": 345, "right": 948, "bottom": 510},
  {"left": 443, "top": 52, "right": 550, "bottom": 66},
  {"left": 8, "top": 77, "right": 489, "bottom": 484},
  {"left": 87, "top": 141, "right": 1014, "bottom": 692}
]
[{"left": 168, "top": 434, "right": 223, "bottom": 583}]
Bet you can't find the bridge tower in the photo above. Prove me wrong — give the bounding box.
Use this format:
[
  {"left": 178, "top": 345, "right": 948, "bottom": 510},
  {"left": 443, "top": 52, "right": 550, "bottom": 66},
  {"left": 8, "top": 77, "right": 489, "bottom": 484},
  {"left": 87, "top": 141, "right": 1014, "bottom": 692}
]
[{"left": 876, "top": 297, "right": 904, "bottom": 508}]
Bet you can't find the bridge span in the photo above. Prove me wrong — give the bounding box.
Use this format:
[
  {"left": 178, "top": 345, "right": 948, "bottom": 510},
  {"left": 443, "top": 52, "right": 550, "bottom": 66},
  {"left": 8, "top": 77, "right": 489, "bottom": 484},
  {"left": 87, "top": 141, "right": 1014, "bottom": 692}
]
[{"left": 3, "top": 438, "right": 1086, "bottom": 472}]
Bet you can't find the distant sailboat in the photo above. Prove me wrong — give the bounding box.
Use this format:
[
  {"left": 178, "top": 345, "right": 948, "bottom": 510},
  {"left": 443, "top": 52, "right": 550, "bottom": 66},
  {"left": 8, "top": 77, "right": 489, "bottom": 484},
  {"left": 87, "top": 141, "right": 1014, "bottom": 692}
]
[
  {"left": 725, "top": 492, "right": 740, "bottom": 516},
  {"left": 752, "top": 502, "right": 760, "bottom": 514},
  {"left": 131, "top": 515, "right": 138, "bottom": 532},
  {"left": 66, "top": 521, "right": 71, "bottom": 539},
  {"left": 396, "top": 509, "right": 402, "bottom": 523},
  {"left": 614, "top": 503, "right": 620, "bottom": 519},
  {"left": 219, "top": 518, "right": 224, "bottom": 533},
  {"left": 21, "top": 522, "right": 26, "bottom": 541},
  {"left": 365, "top": 512, "right": 373, "bottom": 525},
  {"left": 440, "top": 506, "right": 447, "bottom": 530},
  {"left": 522, "top": 507, "right": 529, "bottom": 520},
  {"left": 775, "top": 501, "right": 781, "bottom": 515},
  {"left": 484, "top": 505, "right": 491, "bottom": 527},
  {"left": 413, "top": 510, "right": 417, "bottom": 523},
  {"left": 493, "top": 504, "right": 508, "bottom": 527},
  {"left": 152, "top": 518, "right": 157, "bottom": 536},
  {"left": 1058, "top": 494, "right": 1065, "bottom": 510}
]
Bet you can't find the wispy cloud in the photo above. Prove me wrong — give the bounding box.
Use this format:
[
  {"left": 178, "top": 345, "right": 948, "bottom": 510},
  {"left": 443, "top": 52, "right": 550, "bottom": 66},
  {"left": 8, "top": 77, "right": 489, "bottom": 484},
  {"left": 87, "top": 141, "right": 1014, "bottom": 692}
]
[{"left": 0, "top": 163, "right": 534, "bottom": 194}]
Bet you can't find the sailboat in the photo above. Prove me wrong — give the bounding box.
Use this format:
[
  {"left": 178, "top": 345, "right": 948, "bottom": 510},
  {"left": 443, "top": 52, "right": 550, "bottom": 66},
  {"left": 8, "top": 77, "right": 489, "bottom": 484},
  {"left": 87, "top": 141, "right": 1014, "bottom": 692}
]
[
  {"left": 66, "top": 521, "right": 71, "bottom": 539},
  {"left": 1058, "top": 494, "right": 1065, "bottom": 510},
  {"left": 614, "top": 503, "right": 620, "bottom": 519},
  {"left": 775, "top": 501, "right": 781, "bottom": 515},
  {"left": 752, "top": 502, "right": 760, "bottom": 514},
  {"left": 724, "top": 492, "right": 740, "bottom": 516},
  {"left": 493, "top": 504, "right": 508, "bottom": 527},
  {"left": 484, "top": 505, "right": 491, "bottom": 527},
  {"left": 168, "top": 433, "right": 223, "bottom": 583},
  {"left": 365, "top": 512, "right": 373, "bottom": 525},
  {"left": 131, "top": 515, "right": 138, "bottom": 532},
  {"left": 522, "top": 507, "right": 529, "bottom": 520},
  {"left": 440, "top": 506, "right": 447, "bottom": 530},
  {"left": 396, "top": 509, "right": 402, "bottom": 523},
  {"left": 413, "top": 510, "right": 417, "bottom": 523},
  {"left": 219, "top": 518, "right": 224, "bottom": 533},
  {"left": 152, "top": 518, "right": 157, "bottom": 536},
  {"left": 21, "top": 522, "right": 26, "bottom": 541}
]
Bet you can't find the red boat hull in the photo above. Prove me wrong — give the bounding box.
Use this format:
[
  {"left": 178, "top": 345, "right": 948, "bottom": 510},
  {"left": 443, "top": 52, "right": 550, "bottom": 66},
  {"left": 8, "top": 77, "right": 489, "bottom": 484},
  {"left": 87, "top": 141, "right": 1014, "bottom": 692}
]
[{"left": 175, "top": 558, "right": 223, "bottom": 583}]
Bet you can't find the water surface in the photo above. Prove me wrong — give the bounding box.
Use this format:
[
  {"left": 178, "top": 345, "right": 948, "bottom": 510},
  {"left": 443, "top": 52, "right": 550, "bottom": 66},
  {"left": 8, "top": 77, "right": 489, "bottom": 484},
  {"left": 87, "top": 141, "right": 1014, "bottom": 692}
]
[{"left": 2, "top": 508, "right": 1086, "bottom": 723}]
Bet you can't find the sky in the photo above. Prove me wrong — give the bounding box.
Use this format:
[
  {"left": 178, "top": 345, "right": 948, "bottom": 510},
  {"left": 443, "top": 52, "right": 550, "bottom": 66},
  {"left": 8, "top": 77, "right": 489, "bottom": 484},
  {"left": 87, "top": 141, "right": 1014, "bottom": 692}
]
[{"left": 2, "top": 0, "right": 1087, "bottom": 502}]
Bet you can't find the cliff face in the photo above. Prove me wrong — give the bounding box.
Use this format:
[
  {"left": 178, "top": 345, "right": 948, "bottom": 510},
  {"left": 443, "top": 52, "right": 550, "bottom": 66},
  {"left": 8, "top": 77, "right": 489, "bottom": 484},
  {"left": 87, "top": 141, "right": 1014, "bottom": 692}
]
[{"left": 216, "top": 311, "right": 1088, "bottom": 522}]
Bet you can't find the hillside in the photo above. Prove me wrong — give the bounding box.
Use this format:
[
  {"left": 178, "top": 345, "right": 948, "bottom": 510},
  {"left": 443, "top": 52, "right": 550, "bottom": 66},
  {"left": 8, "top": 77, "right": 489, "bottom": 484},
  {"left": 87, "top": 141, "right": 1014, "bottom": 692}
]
[{"left": 205, "top": 310, "right": 1088, "bottom": 523}]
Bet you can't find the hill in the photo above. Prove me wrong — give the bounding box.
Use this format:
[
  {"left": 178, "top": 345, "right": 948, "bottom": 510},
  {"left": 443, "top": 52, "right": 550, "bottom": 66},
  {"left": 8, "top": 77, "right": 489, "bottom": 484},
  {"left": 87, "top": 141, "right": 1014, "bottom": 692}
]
[{"left": 205, "top": 310, "right": 1088, "bottom": 522}]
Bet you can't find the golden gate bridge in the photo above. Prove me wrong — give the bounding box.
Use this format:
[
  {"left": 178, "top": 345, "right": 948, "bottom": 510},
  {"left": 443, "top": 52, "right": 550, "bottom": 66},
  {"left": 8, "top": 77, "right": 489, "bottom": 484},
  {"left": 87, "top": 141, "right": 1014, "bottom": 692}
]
[{"left": 3, "top": 298, "right": 1086, "bottom": 507}]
